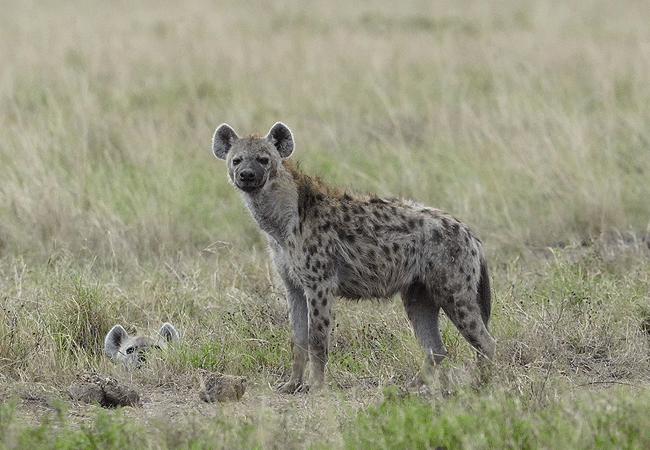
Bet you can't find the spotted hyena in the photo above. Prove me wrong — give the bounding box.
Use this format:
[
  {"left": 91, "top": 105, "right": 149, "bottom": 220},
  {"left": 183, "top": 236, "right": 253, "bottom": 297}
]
[
  {"left": 104, "top": 323, "right": 180, "bottom": 369},
  {"left": 212, "top": 122, "right": 496, "bottom": 393}
]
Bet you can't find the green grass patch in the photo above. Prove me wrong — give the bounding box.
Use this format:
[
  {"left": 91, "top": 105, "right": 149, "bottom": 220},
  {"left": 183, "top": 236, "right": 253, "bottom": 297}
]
[{"left": 345, "top": 386, "right": 650, "bottom": 450}]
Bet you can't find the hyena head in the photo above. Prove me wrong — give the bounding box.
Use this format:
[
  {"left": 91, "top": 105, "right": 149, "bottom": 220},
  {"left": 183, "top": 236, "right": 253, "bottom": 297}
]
[
  {"left": 104, "top": 323, "right": 179, "bottom": 370},
  {"left": 212, "top": 122, "right": 294, "bottom": 193}
]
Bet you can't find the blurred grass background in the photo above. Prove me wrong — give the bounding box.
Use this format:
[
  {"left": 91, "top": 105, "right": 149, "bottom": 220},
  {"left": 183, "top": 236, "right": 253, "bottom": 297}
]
[{"left": 1, "top": 0, "right": 649, "bottom": 267}]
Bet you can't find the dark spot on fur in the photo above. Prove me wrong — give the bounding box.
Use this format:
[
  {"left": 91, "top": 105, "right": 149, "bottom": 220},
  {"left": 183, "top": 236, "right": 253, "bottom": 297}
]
[
  {"left": 321, "top": 298, "right": 327, "bottom": 307},
  {"left": 321, "top": 221, "right": 332, "bottom": 232},
  {"left": 466, "top": 275, "right": 471, "bottom": 283},
  {"left": 313, "top": 308, "right": 319, "bottom": 316},
  {"left": 373, "top": 210, "right": 382, "bottom": 218},
  {"left": 343, "top": 193, "right": 352, "bottom": 201},
  {"left": 369, "top": 197, "right": 387, "bottom": 204},
  {"left": 343, "top": 214, "right": 350, "bottom": 223},
  {"left": 469, "top": 320, "right": 478, "bottom": 331},
  {"left": 316, "top": 193, "right": 324, "bottom": 201},
  {"left": 323, "top": 318, "right": 330, "bottom": 327},
  {"left": 392, "top": 242, "right": 400, "bottom": 252},
  {"left": 407, "top": 219, "right": 415, "bottom": 229},
  {"left": 317, "top": 324, "right": 324, "bottom": 332},
  {"left": 311, "top": 299, "right": 316, "bottom": 307},
  {"left": 471, "top": 249, "right": 477, "bottom": 257}
]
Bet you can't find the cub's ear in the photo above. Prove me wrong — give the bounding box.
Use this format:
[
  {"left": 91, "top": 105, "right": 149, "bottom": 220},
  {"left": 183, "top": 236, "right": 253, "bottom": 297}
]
[
  {"left": 159, "top": 322, "right": 180, "bottom": 343},
  {"left": 105, "top": 324, "right": 129, "bottom": 359},
  {"left": 212, "top": 124, "right": 239, "bottom": 160},
  {"left": 266, "top": 122, "right": 294, "bottom": 158}
]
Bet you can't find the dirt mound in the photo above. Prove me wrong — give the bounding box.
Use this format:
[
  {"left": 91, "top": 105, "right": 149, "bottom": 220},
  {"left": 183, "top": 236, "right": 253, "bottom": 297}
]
[{"left": 68, "top": 371, "right": 141, "bottom": 408}]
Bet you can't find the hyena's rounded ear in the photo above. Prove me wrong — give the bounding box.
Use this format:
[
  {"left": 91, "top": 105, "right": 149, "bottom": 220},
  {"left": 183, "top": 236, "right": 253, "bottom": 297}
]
[
  {"left": 266, "top": 122, "right": 294, "bottom": 158},
  {"left": 105, "top": 324, "right": 129, "bottom": 359},
  {"left": 212, "top": 124, "right": 239, "bottom": 160},
  {"left": 159, "top": 322, "right": 180, "bottom": 343}
]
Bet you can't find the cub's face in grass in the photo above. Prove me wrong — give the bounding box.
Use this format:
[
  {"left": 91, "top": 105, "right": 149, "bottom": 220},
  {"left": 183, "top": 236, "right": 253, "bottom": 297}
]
[{"left": 104, "top": 323, "right": 179, "bottom": 369}]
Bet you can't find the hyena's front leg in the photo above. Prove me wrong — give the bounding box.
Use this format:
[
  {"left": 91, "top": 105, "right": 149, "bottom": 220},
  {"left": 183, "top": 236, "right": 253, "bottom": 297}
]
[
  {"left": 305, "top": 285, "right": 334, "bottom": 391},
  {"left": 271, "top": 244, "right": 309, "bottom": 394},
  {"left": 278, "top": 275, "right": 309, "bottom": 394}
]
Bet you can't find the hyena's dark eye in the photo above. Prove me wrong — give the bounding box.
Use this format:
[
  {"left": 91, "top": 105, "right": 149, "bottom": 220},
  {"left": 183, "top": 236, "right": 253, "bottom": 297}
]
[
  {"left": 232, "top": 157, "right": 242, "bottom": 166},
  {"left": 257, "top": 156, "right": 269, "bottom": 165},
  {"left": 126, "top": 347, "right": 135, "bottom": 354}
]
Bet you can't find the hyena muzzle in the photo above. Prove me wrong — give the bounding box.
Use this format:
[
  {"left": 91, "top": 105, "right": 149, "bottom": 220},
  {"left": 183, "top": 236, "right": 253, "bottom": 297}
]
[{"left": 212, "top": 122, "right": 496, "bottom": 393}]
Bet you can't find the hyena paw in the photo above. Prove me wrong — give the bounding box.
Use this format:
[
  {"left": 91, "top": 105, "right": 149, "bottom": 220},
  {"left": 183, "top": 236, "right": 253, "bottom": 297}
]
[{"left": 277, "top": 379, "right": 305, "bottom": 394}]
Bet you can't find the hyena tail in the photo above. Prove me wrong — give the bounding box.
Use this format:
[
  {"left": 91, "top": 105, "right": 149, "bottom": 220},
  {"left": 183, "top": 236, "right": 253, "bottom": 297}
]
[{"left": 478, "top": 256, "right": 492, "bottom": 328}]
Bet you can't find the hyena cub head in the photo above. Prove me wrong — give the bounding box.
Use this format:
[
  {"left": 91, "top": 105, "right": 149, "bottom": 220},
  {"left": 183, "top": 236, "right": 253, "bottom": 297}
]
[
  {"left": 212, "top": 122, "right": 294, "bottom": 193},
  {"left": 104, "top": 323, "right": 179, "bottom": 370}
]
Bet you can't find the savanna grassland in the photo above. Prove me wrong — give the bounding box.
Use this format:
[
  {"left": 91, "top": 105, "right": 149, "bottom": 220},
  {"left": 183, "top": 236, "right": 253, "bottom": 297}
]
[{"left": 1, "top": 0, "right": 650, "bottom": 448}]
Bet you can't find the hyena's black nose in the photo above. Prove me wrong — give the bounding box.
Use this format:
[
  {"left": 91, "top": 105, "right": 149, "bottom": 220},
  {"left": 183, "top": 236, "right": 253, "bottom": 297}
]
[{"left": 239, "top": 169, "right": 256, "bottom": 182}]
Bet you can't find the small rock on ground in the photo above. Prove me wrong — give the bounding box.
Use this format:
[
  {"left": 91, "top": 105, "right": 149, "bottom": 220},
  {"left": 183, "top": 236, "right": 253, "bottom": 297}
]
[{"left": 199, "top": 372, "right": 246, "bottom": 402}]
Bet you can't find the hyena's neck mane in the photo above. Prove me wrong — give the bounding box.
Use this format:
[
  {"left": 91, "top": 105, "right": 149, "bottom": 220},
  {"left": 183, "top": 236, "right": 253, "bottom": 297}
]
[{"left": 283, "top": 160, "right": 346, "bottom": 220}]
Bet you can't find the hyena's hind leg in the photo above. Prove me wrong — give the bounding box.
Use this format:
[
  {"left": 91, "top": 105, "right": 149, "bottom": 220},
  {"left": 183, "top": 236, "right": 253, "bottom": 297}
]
[
  {"left": 441, "top": 288, "right": 496, "bottom": 363},
  {"left": 401, "top": 281, "right": 448, "bottom": 366}
]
